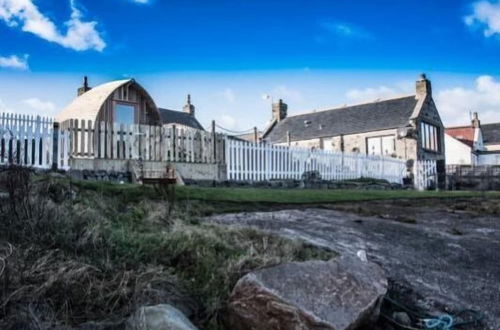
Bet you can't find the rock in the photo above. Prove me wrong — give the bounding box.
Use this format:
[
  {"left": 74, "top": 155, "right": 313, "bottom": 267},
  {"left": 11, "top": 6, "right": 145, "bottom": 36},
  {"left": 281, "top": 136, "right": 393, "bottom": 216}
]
[
  {"left": 392, "top": 312, "right": 411, "bottom": 326},
  {"left": 126, "top": 304, "right": 198, "bottom": 330},
  {"left": 226, "top": 255, "right": 387, "bottom": 330}
]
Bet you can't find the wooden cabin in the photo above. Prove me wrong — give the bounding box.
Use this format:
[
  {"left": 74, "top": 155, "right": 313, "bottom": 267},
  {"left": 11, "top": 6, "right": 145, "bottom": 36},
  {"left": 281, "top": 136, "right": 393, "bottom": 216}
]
[{"left": 56, "top": 77, "right": 161, "bottom": 126}]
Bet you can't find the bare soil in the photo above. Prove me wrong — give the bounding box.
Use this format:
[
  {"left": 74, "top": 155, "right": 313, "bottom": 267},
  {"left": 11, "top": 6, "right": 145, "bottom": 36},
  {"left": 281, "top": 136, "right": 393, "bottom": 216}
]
[{"left": 206, "top": 198, "right": 500, "bottom": 329}]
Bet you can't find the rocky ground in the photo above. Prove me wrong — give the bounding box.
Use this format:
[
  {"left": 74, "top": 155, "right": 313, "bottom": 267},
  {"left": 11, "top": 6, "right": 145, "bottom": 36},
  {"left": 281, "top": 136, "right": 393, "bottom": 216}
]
[{"left": 206, "top": 198, "right": 500, "bottom": 329}]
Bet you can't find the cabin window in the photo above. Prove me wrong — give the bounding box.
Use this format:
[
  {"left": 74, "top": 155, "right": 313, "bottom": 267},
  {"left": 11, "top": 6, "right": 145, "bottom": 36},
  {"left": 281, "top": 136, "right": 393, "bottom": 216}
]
[
  {"left": 420, "top": 122, "right": 440, "bottom": 152},
  {"left": 367, "top": 136, "right": 395, "bottom": 156},
  {"left": 115, "top": 104, "right": 135, "bottom": 125}
]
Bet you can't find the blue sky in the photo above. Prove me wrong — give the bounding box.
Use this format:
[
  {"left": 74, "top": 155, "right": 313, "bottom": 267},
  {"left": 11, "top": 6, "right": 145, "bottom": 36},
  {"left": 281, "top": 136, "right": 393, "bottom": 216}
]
[{"left": 1, "top": 0, "right": 500, "bottom": 131}]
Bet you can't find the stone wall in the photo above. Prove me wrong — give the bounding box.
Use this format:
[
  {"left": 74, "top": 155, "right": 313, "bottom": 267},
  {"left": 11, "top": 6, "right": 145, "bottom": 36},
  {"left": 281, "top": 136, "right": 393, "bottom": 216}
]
[
  {"left": 279, "top": 128, "right": 417, "bottom": 161},
  {"left": 69, "top": 158, "right": 227, "bottom": 183}
]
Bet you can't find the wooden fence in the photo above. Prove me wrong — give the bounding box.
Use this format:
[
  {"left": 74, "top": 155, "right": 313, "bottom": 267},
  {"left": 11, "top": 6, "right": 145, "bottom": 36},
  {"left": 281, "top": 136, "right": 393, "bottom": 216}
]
[
  {"left": 226, "top": 139, "right": 408, "bottom": 183},
  {"left": 1, "top": 112, "right": 439, "bottom": 189},
  {"left": 62, "top": 119, "right": 225, "bottom": 163},
  {"left": 0, "top": 113, "right": 70, "bottom": 170}
]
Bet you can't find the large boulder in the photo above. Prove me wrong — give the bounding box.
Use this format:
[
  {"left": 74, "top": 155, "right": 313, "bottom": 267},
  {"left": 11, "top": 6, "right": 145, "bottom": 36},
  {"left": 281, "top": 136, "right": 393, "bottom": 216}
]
[
  {"left": 226, "top": 256, "right": 387, "bottom": 330},
  {"left": 126, "top": 304, "right": 198, "bottom": 330}
]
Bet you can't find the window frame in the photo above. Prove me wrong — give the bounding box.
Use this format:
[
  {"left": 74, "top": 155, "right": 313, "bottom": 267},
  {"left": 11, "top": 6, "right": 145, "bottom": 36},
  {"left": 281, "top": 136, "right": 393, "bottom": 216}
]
[
  {"left": 114, "top": 101, "right": 137, "bottom": 125},
  {"left": 420, "top": 121, "right": 441, "bottom": 152},
  {"left": 366, "top": 135, "right": 396, "bottom": 156}
]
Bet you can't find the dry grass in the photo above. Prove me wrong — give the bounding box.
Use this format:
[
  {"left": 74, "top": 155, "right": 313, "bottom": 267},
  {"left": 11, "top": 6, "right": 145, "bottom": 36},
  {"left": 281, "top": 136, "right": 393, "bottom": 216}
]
[{"left": 0, "top": 167, "right": 333, "bottom": 329}]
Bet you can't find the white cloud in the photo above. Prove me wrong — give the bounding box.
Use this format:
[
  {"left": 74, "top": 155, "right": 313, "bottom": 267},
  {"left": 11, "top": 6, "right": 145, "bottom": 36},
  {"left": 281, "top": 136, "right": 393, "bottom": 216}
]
[
  {"left": 0, "top": 0, "right": 106, "bottom": 51},
  {"left": 464, "top": 1, "right": 500, "bottom": 37},
  {"left": 218, "top": 114, "right": 237, "bottom": 130},
  {"left": 0, "top": 98, "right": 11, "bottom": 112},
  {"left": 22, "top": 97, "right": 56, "bottom": 115},
  {"left": 0, "top": 54, "right": 29, "bottom": 70},
  {"left": 131, "top": 0, "right": 149, "bottom": 3},
  {"left": 222, "top": 88, "right": 236, "bottom": 103},
  {"left": 346, "top": 85, "right": 411, "bottom": 103},
  {"left": 436, "top": 75, "right": 500, "bottom": 126}
]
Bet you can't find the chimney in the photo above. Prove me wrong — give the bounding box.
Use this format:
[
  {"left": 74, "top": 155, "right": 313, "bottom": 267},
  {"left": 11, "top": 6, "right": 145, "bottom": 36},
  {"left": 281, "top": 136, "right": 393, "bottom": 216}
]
[
  {"left": 183, "top": 94, "right": 195, "bottom": 116},
  {"left": 77, "top": 76, "right": 92, "bottom": 96},
  {"left": 472, "top": 112, "right": 481, "bottom": 128},
  {"left": 272, "top": 99, "right": 288, "bottom": 122},
  {"left": 416, "top": 73, "right": 432, "bottom": 99}
]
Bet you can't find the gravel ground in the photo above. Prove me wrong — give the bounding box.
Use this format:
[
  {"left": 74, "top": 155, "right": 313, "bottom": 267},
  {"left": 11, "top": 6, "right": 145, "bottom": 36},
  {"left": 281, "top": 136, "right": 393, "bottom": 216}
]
[{"left": 206, "top": 199, "right": 500, "bottom": 329}]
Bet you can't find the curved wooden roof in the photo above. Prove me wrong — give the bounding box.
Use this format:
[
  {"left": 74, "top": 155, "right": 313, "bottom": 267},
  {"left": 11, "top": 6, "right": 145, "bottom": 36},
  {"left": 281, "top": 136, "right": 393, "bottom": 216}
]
[{"left": 56, "top": 79, "right": 159, "bottom": 123}]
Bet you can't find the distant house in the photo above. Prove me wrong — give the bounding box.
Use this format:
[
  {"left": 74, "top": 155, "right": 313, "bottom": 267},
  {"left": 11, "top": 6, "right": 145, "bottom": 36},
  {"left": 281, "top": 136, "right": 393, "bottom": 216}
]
[
  {"left": 445, "top": 113, "right": 500, "bottom": 165},
  {"left": 262, "top": 74, "right": 446, "bottom": 180},
  {"left": 159, "top": 95, "right": 204, "bottom": 130},
  {"left": 57, "top": 77, "right": 204, "bottom": 130}
]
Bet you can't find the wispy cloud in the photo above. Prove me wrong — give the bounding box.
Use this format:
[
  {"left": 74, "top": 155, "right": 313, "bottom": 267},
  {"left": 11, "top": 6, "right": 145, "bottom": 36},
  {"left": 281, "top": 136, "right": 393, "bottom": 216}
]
[
  {"left": 0, "top": 0, "right": 106, "bottom": 51},
  {"left": 319, "top": 21, "right": 373, "bottom": 40},
  {"left": 22, "top": 98, "right": 57, "bottom": 115},
  {"left": 0, "top": 54, "right": 29, "bottom": 70},
  {"left": 131, "top": 0, "right": 150, "bottom": 4},
  {"left": 464, "top": 1, "right": 500, "bottom": 38}
]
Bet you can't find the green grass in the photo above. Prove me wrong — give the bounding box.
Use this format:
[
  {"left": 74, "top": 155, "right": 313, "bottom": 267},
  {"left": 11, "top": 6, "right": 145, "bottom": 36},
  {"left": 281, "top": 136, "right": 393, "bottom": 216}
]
[{"left": 73, "top": 180, "right": 500, "bottom": 205}]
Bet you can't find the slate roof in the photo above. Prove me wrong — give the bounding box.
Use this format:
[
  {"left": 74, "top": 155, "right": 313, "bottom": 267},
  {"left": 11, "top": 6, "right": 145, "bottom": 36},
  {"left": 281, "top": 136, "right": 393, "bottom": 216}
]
[
  {"left": 264, "top": 95, "right": 418, "bottom": 143},
  {"left": 481, "top": 123, "right": 500, "bottom": 145},
  {"left": 159, "top": 108, "right": 204, "bottom": 130}
]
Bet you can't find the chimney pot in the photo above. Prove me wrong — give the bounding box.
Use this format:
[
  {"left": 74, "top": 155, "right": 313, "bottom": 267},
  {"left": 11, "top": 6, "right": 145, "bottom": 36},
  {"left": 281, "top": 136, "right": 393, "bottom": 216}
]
[
  {"left": 183, "top": 94, "right": 195, "bottom": 116},
  {"left": 272, "top": 99, "right": 288, "bottom": 122},
  {"left": 416, "top": 74, "right": 431, "bottom": 99},
  {"left": 77, "top": 76, "right": 92, "bottom": 96},
  {"left": 472, "top": 112, "right": 481, "bottom": 128}
]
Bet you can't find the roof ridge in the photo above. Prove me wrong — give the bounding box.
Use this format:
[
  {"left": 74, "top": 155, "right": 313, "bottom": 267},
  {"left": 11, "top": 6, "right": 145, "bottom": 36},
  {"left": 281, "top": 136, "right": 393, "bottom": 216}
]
[
  {"left": 286, "top": 94, "right": 416, "bottom": 119},
  {"left": 481, "top": 122, "right": 500, "bottom": 127},
  {"left": 446, "top": 125, "right": 473, "bottom": 129}
]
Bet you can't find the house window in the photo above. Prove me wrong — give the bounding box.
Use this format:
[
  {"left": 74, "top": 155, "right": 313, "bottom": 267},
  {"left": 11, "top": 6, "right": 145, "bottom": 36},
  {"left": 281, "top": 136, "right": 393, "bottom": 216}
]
[
  {"left": 367, "top": 136, "right": 395, "bottom": 156},
  {"left": 115, "top": 104, "right": 135, "bottom": 125},
  {"left": 420, "top": 122, "right": 440, "bottom": 152}
]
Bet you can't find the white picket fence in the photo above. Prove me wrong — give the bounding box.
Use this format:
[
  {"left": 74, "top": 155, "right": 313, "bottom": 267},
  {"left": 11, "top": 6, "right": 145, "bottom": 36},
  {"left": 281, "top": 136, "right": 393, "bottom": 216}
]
[
  {"left": 414, "top": 160, "right": 438, "bottom": 191},
  {"left": 0, "top": 113, "right": 70, "bottom": 170},
  {"left": 0, "top": 112, "right": 440, "bottom": 189},
  {"left": 226, "top": 139, "right": 408, "bottom": 183},
  {"left": 62, "top": 119, "right": 225, "bottom": 163}
]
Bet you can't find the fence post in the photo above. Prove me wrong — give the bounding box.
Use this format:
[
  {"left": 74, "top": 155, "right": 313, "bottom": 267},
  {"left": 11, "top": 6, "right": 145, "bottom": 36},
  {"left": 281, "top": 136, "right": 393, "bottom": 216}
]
[
  {"left": 212, "top": 120, "right": 216, "bottom": 163},
  {"left": 172, "top": 125, "right": 177, "bottom": 162},
  {"left": 52, "top": 122, "right": 59, "bottom": 170}
]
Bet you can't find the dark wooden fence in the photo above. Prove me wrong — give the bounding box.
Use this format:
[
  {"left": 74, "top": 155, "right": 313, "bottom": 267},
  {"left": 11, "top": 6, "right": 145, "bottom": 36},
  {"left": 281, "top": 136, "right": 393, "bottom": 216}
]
[{"left": 446, "top": 165, "right": 500, "bottom": 190}]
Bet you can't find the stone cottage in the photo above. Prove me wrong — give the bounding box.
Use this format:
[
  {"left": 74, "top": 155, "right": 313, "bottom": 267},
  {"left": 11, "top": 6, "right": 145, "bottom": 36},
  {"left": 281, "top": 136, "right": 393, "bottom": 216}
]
[
  {"left": 57, "top": 77, "right": 204, "bottom": 130},
  {"left": 262, "top": 74, "right": 446, "bottom": 184}
]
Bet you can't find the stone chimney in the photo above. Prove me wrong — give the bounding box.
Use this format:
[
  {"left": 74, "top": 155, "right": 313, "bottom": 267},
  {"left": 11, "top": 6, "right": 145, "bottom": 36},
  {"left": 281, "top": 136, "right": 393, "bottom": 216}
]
[
  {"left": 272, "top": 99, "right": 287, "bottom": 122},
  {"left": 472, "top": 112, "right": 481, "bottom": 128},
  {"left": 77, "top": 76, "right": 92, "bottom": 96},
  {"left": 416, "top": 73, "right": 432, "bottom": 99},
  {"left": 183, "top": 94, "right": 195, "bottom": 116}
]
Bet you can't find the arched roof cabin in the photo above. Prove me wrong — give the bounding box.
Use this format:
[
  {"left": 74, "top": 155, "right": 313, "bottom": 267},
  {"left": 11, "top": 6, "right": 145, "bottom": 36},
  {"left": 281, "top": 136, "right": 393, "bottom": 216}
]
[{"left": 57, "top": 78, "right": 161, "bottom": 126}]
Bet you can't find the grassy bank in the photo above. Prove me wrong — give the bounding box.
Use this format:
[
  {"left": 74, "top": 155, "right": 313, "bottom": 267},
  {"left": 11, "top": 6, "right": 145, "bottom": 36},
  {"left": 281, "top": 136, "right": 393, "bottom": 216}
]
[
  {"left": 75, "top": 180, "right": 500, "bottom": 205},
  {"left": 0, "top": 170, "right": 333, "bottom": 330}
]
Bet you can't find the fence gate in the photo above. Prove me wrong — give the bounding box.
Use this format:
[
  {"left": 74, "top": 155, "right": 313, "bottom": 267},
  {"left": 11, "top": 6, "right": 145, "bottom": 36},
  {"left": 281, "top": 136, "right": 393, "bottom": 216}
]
[{"left": 414, "top": 160, "right": 437, "bottom": 191}]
